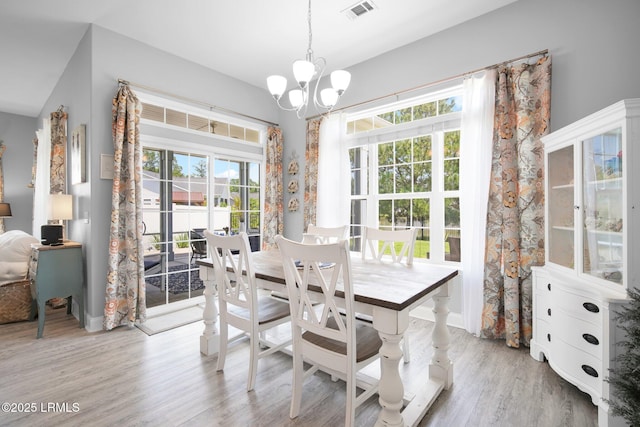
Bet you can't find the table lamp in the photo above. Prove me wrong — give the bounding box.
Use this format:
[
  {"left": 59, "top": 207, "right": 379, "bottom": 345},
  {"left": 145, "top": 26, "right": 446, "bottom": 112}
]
[
  {"left": 0, "top": 202, "right": 11, "bottom": 217},
  {"left": 44, "top": 194, "right": 72, "bottom": 244}
]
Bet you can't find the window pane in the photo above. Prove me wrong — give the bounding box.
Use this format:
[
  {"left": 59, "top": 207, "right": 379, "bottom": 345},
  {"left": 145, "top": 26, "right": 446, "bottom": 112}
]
[
  {"left": 413, "top": 102, "right": 437, "bottom": 120},
  {"left": 445, "top": 197, "right": 460, "bottom": 228},
  {"left": 438, "top": 96, "right": 462, "bottom": 114},
  {"left": 379, "top": 200, "right": 392, "bottom": 227},
  {"left": 378, "top": 142, "right": 393, "bottom": 166},
  {"left": 378, "top": 166, "right": 394, "bottom": 194},
  {"left": 396, "top": 107, "right": 412, "bottom": 124},
  {"left": 413, "top": 135, "right": 432, "bottom": 162},
  {"left": 378, "top": 111, "right": 394, "bottom": 124},
  {"left": 444, "top": 130, "right": 460, "bottom": 191},
  {"left": 395, "top": 164, "right": 412, "bottom": 193},
  {"left": 444, "top": 159, "right": 459, "bottom": 191},
  {"left": 394, "top": 199, "right": 410, "bottom": 228},
  {"left": 413, "top": 162, "right": 432, "bottom": 192},
  {"left": 444, "top": 131, "right": 460, "bottom": 157},
  {"left": 395, "top": 139, "right": 411, "bottom": 163}
]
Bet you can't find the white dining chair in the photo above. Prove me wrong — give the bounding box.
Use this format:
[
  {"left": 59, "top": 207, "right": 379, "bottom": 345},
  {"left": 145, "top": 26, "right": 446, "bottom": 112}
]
[
  {"left": 203, "top": 230, "right": 291, "bottom": 392},
  {"left": 361, "top": 226, "right": 418, "bottom": 265},
  {"left": 360, "top": 226, "right": 418, "bottom": 363},
  {"left": 305, "top": 223, "right": 349, "bottom": 244},
  {"left": 276, "top": 235, "right": 381, "bottom": 427}
]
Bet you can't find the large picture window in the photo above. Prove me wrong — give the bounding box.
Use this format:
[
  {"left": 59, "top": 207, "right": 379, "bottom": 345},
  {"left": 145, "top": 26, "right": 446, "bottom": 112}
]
[{"left": 346, "top": 87, "right": 462, "bottom": 262}]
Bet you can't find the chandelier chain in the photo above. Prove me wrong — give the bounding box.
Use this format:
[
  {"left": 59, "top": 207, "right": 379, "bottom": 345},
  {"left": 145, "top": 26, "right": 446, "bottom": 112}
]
[{"left": 306, "top": 0, "right": 313, "bottom": 59}]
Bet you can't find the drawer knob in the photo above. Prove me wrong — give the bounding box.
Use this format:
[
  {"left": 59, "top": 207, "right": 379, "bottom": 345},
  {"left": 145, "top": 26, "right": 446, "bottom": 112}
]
[
  {"left": 547, "top": 283, "right": 551, "bottom": 291},
  {"left": 547, "top": 308, "right": 551, "bottom": 316},
  {"left": 583, "top": 302, "right": 600, "bottom": 313},
  {"left": 582, "top": 365, "right": 599, "bottom": 378},
  {"left": 547, "top": 333, "right": 551, "bottom": 342},
  {"left": 582, "top": 333, "right": 599, "bottom": 345}
]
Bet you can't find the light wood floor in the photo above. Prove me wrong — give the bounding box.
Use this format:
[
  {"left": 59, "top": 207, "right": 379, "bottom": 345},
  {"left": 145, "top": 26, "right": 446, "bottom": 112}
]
[{"left": 0, "top": 307, "right": 598, "bottom": 427}]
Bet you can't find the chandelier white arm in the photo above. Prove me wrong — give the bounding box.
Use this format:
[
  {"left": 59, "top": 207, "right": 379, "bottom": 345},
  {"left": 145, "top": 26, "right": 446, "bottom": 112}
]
[{"left": 266, "top": 0, "right": 351, "bottom": 118}]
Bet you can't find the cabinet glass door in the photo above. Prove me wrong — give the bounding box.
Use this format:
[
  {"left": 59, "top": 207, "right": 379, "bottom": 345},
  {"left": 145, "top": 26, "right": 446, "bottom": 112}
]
[
  {"left": 582, "top": 128, "right": 623, "bottom": 285},
  {"left": 548, "top": 145, "right": 574, "bottom": 268}
]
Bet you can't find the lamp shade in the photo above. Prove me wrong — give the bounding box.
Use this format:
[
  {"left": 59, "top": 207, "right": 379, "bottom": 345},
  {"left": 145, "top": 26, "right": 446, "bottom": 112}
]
[
  {"left": 330, "top": 70, "right": 351, "bottom": 95},
  {"left": 320, "top": 88, "right": 339, "bottom": 108},
  {"left": 49, "top": 194, "right": 73, "bottom": 220},
  {"left": 267, "top": 75, "right": 287, "bottom": 99},
  {"left": 289, "top": 89, "right": 304, "bottom": 108},
  {"left": 292, "top": 60, "right": 315, "bottom": 88},
  {"left": 0, "top": 202, "right": 12, "bottom": 217}
]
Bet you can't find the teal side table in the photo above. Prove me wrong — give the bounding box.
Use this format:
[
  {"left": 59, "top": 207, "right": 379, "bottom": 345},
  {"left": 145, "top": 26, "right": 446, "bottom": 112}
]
[{"left": 30, "top": 241, "right": 85, "bottom": 338}]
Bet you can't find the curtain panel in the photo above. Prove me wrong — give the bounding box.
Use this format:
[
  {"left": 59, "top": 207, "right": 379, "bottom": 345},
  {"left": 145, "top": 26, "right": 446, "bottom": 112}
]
[
  {"left": 33, "top": 120, "right": 51, "bottom": 239},
  {"left": 104, "top": 85, "right": 146, "bottom": 330},
  {"left": 316, "top": 114, "right": 350, "bottom": 227},
  {"left": 459, "top": 69, "right": 496, "bottom": 337},
  {"left": 49, "top": 108, "right": 67, "bottom": 196},
  {"left": 303, "top": 118, "right": 322, "bottom": 228},
  {"left": 262, "top": 126, "right": 284, "bottom": 250},
  {"left": 481, "top": 56, "right": 551, "bottom": 348}
]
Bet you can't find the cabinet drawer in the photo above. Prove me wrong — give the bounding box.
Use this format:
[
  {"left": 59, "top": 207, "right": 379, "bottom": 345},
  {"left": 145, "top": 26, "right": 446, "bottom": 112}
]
[
  {"left": 552, "top": 288, "right": 602, "bottom": 325},
  {"left": 554, "top": 313, "right": 603, "bottom": 359},
  {"left": 534, "top": 317, "right": 552, "bottom": 350},
  {"left": 549, "top": 341, "right": 602, "bottom": 401}
]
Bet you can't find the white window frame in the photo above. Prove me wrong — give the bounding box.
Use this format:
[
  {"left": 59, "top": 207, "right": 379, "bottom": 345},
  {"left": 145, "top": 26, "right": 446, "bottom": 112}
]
[{"left": 344, "top": 85, "right": 463, "bottom": 263}]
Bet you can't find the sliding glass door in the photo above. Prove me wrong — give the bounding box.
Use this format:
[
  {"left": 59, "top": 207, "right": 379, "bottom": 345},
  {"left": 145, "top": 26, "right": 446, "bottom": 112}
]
[{"left": 142, "top": 148, "right": 209, "bottom": 309}]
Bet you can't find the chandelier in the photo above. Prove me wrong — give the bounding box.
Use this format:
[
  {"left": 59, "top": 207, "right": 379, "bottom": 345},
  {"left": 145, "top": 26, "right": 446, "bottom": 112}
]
[{"left": 266, "top": 0, "right": 351, "bottom": 118}]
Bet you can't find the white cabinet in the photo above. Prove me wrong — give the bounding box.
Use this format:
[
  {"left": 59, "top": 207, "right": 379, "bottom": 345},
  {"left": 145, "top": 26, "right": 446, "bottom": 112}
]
[{"left": 531, "top": 99, "right": 640, "bottom": 427}]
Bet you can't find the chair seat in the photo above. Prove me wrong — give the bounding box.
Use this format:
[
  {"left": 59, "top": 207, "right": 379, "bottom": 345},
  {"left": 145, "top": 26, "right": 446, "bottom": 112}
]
[
  {"left": 228, "top": 295, "right": 291, "bottom": 325},
  {"left": 302, "top": 316, "right": 382, "bottom": 363}
]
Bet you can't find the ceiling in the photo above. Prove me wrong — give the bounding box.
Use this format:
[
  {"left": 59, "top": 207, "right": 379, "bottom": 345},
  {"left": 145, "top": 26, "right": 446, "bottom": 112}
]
[{"left": 0, "top": 0, "right": 516, "bottom": 118}]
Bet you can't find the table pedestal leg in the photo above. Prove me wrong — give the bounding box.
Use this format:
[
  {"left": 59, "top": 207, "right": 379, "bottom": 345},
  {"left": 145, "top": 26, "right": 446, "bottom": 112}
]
[
  {"left": 430, "top": 284, "right": 453, "bottom": 389},
  {"left": 199, "top": 266, "right": 219, "bottom": 356},
  {"left": 375, "top": 331, "right": 405, "bottom": 427}
]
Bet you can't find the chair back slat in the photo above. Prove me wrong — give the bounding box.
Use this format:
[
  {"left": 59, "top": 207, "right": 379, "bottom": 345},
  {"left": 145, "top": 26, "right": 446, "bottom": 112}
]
[
  {"left": 361, "top": 227, "right": 418, "bottom": 265},
  {"left": 204, "top": 231, "right": 255, "bottom": 312},
  {"left": 277, "top": 236, "right": 354, "bottom": 350},
  {"left": 305, "top": 224, "right": 349, "bottom": 244}
]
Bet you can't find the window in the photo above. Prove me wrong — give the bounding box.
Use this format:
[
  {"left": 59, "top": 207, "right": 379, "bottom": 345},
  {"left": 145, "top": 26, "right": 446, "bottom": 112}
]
[{"left": 346, "top": 88, "right": 462, "bottom": 262}]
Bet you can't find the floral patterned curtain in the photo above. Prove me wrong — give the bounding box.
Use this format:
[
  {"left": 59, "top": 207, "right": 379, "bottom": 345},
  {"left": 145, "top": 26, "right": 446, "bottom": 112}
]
[
  {"left": 303, "top": 118, "right": 322, "bottom": 228},
  {"left": 0, "top": 141, "right": 5, "bottom": 233},
  {"left": 481, "top": 56, "right": 551, "bottom": 348},
  {"left": 49, "top": 107, "right": 67, "bottom": 196},
  {"left": 104, "top": 85, "right": 145, "bottom": 330},
  {"left": 262, "top": 126, "right": 284, "bottom": 250}
]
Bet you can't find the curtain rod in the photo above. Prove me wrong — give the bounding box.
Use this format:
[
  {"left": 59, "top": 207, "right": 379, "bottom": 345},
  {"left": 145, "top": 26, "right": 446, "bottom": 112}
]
[
  {"left": 308, "top": 48, "right": 549, "bottom": 120},
  {"left": 117, "top": 79, "right": 279, "bottom": 127}
]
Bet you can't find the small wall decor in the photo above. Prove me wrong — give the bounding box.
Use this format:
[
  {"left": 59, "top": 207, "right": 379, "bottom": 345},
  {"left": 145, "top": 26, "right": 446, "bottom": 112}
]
[
  {"left": 100, "top": 154, "right": 114, "bottom": 180},
  {"left": 288, "top": 151, "right": 299, "bottom": 175},
  {"left": 288, "top": 179, "right": 299, "bottom": 193},
  {"left": 287, "top": 151, "right": 300, "bottom": 212},
  {"left": 71, "top": 124, "right": 86, "bottom": 184}
]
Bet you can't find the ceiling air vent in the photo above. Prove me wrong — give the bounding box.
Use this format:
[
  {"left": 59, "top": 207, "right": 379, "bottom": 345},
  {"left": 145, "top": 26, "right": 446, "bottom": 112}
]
[{"left": 342, "top": 1, "right": 377, "bottom": 20}]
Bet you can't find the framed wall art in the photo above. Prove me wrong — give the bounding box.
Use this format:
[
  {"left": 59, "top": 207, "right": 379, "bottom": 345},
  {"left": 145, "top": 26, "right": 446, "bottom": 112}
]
[{"left": 71, "top": 124, "right": 86, "bottom": 184}]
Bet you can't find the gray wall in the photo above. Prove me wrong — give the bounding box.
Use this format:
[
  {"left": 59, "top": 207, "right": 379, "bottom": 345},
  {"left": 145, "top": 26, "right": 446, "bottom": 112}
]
[
  {"left": 0, "top": 112, "right": 36, "bottom": 233},
  {"left": 3, "top": 0, "right": 640, "bottom": 326},
  {"left": 37, "top": 25, "right": 279, "bottom": 326}
]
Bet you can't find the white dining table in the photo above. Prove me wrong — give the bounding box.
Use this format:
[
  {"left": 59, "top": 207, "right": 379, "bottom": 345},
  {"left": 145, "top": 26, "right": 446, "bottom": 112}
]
[{"left": 196, "top": 249, "right": 458, "bottom": 427}]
